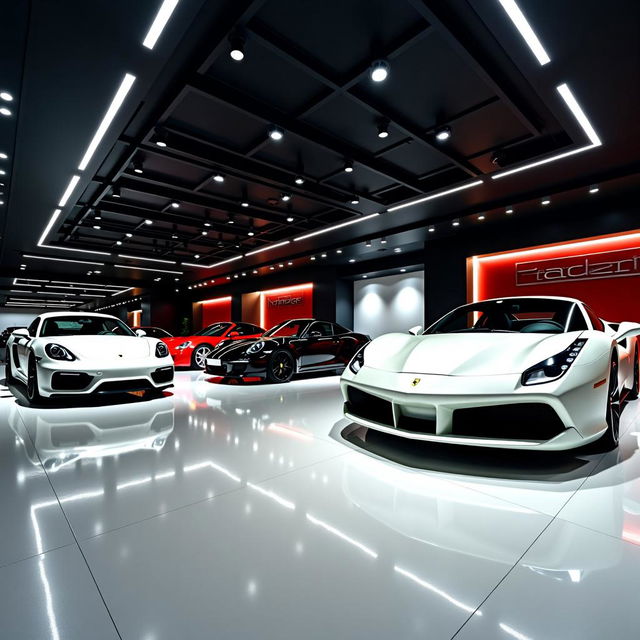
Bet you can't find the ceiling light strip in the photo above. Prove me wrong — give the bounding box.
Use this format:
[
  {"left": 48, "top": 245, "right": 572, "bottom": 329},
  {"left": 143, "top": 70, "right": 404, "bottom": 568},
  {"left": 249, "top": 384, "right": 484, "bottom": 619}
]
[
  {"left": 23, "top": 254, "right": 104, "bottom": 266},
  {"left": 58, "top": 175, "right": 81, "bottom": 207},
  {"left": 111, "top": 288, "right": 133, "bottom": 296},
  {"left": 387, "top": 181, "right": 483, "bottom": 213},
  {"left": 78, "top": 74, "right": 137, "bottom": 171},
  {"left": 142, "top": 0, "right": 180, "bottom": 50},
  {"left": 118, "top": 253, "right": 176, "bottom": 265},
  {"left": 294, "top": 214, "right": 380, "bottom": 242},
  {"left": 245, "top": 241, "right": 291, "bottom": 257},
  {"left": 497, "top": 0, "right": 551, "bottom": 65},
  {"left": 50, "top": 280, "right": 122, "bottom": 288},
  {"left": 39, "top": 244, "right": 111, "bottom": 256},
  {"left": 37, "top": 210, "right": 62, "bottom": 246},
  {"left": 116, "top": 264, "right": 183, "bottom": 275}
]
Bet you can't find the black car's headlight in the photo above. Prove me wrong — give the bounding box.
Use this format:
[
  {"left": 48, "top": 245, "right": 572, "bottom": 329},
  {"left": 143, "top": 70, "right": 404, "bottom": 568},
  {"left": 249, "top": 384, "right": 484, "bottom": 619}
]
[
  {"left": 45, "top": 343, "right": 76, "bottom": 361},
  {"left": 247, "top": 340, "right": 265, "bottom": 355},
  {"left": 521, "top": 339, "right": 586, "bottom": 386},
  {"left": 155, "top": 342, "right": 169, "bottom": 358},
  {"left": 348, "top": 346, "right": 367, "bottom": 374}
]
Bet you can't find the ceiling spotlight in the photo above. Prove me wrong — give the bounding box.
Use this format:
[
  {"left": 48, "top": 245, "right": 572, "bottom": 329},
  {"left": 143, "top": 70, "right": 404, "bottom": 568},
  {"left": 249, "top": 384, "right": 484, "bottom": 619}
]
[
  {"left": 541, "top": 198, "right": 551, "bottom": 206},
  {"left": 132, "top": 159, "right": 143, "bottom": 174},
  {"left": 286, "top": 216, "right": 294, "bottom": 223},
  {"left": 116, "top": 240, "right": 122, "bottom": 245},
  {"left": 287, "top": 261, "right": 292, "bottom": 266},
  {"left": 252, "top": 270, "right": 258, "bottom": 274},
  {"left": 377, "top": 121, "right": 389, "bottom": 138},
  {"left": 204, "top": 222, "right": 211, "bottom": 227},
  {"left": 228, "top": 214, "right": 235, "bottom": 225},
  {"left": 201, "top": 231, "right": 208, "bottom": 236},
  {"left": 363, "top": 275, "right": 368, "bottom": 279},
  {"left": 125, "top": 233, "right": 133, "bottom": 238},
  {"left": 369, "top": 60, "right": 389, "bottom": 82},
  {"left": 268, "top": 125, "right": 284, "bottom": 141},
  {"left": 172, "top": 233, "right": 179, "bottom": 239},
  {"left": 0, "top": 152, "right": 7, "bottom": 159},
  {"left": 336, "top": 249, "right": 342, "bottom": 254},
  {"left": 229, "top": 35, "right": 245, "bottom": 62},
  {"left": 0, "top": 169, "right": 5, "bottom": 175},
  {"left": 278, "top": 263, "right": 284, "bottom": 268},
  {"left": 294, "top": 176, "right": 305, "bottom": 185},
  {"left": 428, "top": 226, "right": 435, "bottom": 232},
  {"left": 241, "top": 201, "right": 249, "bottom": 208},
  {"left": 452, "top": 219, "right": 460, "bottom": 226},
  {"left": 153, "top": 129, "right": 168, "bottom": 147},
  {"left": 350, "top": 195, "right": 360, "bottom": 205},
  {"left": 194, "top": 254, "right": 200, "bottom": 259},
  {"left": 393, "top": 247, "right": 402, "bottom": 253},
  {"left": 400, "top": 268, "right": 406, "bottom": 273},
  {"left": 380, "top": 237, "right": 387, "bottom": 244},
  {"left": 93, "top": 225, "right": 101, "bottom": 230},
  {"left": 0, "top": 107, "right": 11, "bottom": 116},
  {"left": 247, "top": 221, "right": 255, "bottom": 237},
  {"left": 112, "top": 186, "right": 121, "bottom": 198},
  {"left": 477, "top": 215, "right": 485, "bottom": 221},
  {"left": 321, "top": 253, "right": 327, "bottom": 258},
  {"left": 213, "top": 173, "right": 225, "bottom": 183},
  {"left": 435, "top": 126, "right": 452, "bottom": 141},
  {"left": 281, "top": 193, "right": 291, "bottom": 202},
  {"left": 365, "top": 240, "right": 372, "bottom": 248},
  {"left": 144, "top": 219, "right": 153, "bottom": 225},
  {"left": 0, "top": 92, "right": 13, "bottom": 101},
  {"left": 505, "top": 207, "right": 514, "bottom": 214},
  {"left": 310, "top": 256, "right": 316, "bottom": 261},
  {"left": 348, "top": 258, "right": 356, "bottom": 263},
  {"left": 344, "top": 161, "right": 354, "bottom": 173},
  {"left": 168, "top": 200, "right": 180, "bottom": 209},
  {"left": 589, "top": 185, "right": 599, "bottom": 194},
  {"left": 269, "top": 266, "right": 275, "bottom": 270}
]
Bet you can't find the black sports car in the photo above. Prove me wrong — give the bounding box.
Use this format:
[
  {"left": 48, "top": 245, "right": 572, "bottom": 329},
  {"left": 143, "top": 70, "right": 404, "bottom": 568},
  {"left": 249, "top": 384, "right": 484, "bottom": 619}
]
[{"left": 205, "top": 318, "right": 370, "bottom": 383}]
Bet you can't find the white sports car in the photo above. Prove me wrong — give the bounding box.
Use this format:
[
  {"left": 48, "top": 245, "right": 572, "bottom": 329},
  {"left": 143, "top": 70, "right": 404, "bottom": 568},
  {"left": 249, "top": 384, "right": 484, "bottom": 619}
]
[
  {"left": 341, "top": 296, "right": 640, "bottom": 450},
  {"left": 5, "top": 312, "right": 174, "bottom": 404}
]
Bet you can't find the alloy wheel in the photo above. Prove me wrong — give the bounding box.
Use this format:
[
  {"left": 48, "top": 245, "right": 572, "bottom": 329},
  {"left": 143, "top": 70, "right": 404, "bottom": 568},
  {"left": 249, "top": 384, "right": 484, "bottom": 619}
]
[
  {"left": 606, "top": 359, "right": 621, "bottom": 445},
  {"left": 270, "top": 351, "right": 294, "bottom": 382},
  {"left": 193, "top": 345, "right": 212, "bottom": 369}
]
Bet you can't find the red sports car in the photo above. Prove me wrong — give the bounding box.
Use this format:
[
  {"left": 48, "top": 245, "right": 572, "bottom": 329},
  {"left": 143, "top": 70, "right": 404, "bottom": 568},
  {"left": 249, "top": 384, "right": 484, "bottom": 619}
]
[{"left": 162, "top": 321, "right": 265, "bottom": 369}]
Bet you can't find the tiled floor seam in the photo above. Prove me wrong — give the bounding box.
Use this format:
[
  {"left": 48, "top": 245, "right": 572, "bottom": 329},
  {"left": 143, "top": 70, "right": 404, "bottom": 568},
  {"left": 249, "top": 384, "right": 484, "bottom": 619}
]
[{"left": 0, "top": 542, "right": 76, "bottom": 573}]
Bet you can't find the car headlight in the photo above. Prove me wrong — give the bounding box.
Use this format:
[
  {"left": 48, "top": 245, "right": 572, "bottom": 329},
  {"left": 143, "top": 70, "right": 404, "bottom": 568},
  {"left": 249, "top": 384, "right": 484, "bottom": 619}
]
[
  {"left": 348, "top": 345, "right": 366, "bottom": 374},
  {"left": 521, "top": 339, "right": 587, "bottom": 386},
  {"left": 247, "top": 340, "right": 265, "bottom": 355},
  {"left": 176, "top": 341, "right": 192, "bottom": 350},
  {"left": 155, "top": 342, "right": 169, "bottom": 358},
  {"left": 45, "top": 343, "right": 76, "bottom": 361}
]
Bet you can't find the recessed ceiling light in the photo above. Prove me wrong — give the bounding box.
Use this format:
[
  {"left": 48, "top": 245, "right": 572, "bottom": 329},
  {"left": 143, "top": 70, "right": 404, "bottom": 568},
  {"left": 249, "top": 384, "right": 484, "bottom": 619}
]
[
  {"left": 281, "top": 193, "right": 291, "bottom": 202},
  {"left": 112, "top": 186, "right": 121, "bottom": 198},
  {"left": 310, "top": 256, "right": 316, "bottom": 261},
  {"left": 268, "top": 125, "right": 284, "bottom": 141},
  {"left": 125, "top": 233, "right": 133, "bottom": 237},
  {"left": 321, "top": 253, "right": 327, "bottom": 258},
  {"left": 477, "top": 215, "right": 485, "bottom": 221},
  {"left": 142, "top": 0, "right": 180, "bottom": 50},
  {"left": 435, "top": 126, "right": 452, "bottom": 141},
  {"left": 336, "top": 249, "right": 342, "bottom": 254},
  {"left": 213, "top": 173, "right": 224, "bottom": 183},
  {"left": 286, "top": 216, "right": 294, "bottom": 223},
  {"left": 452, "top": 219, "right": 460, "bottom": 226},
  {"left": 0, "top": 107, "right": 12, "bottom": 116},
  {"left": 348, "top": 258, "right": 355, "bottom": 263},
  {"left": 393, "top": 248, "right": 401, "bottom": 253},
  {"left": 0, "top": 169, "right": 5, "bottom": 175},
  {"left": 228, "top": 214, "right": 235, "bottom": 224},
  {"left": 0, "top": 92, "right": 13, "bottom": 101},
  {"left": 541, "top": 199, "right": 551, "bottom": 205},
  {"left": 497, "top": 0, "right": 551, "bottom": 66},
  {"left": 194, "top": 254, "right": 200, "bottom": 259},
  {"left": 269, "top": 266, "right": 275, "bottom": 270},
  {"left": 369, "top": 60, "right": 389, "bottom": 82},
  {"left": 363, "top": 275, "right": 368, "bottom": 279},
  {"left": 506, "top": 207, "right": 514, "bottom": 214},
  {"left": 365, "top": 240, "right": 372, "bottom": 248},
  {"left": 294, "top": 176, "right": 305, "bottom": 185},
  {"left": 377, "top": 121, "right": 389, "bottom": 138},
  {"left": 400, "top": 268, "right": 406, "bottom": 273},
  {"left": 589, "top": 185, "right": 599, "bottom": 194},
  {"left": 248, "top": 230, "right": 255, "bottom": 237},
  {"left": 0, "top": 152, "right": 7, "bottom": 159},
  {"left": 204, "top": 222, "right": 211, "bottom": 227},
  {"left": 133, "top": 159, "right": 143, "bottom": 174},
  {"left": 344, "top": 161, "right": 354, "bottom": 173},
  {"left": 380, "top": 237, "right": 387, "bottom": 244},
  {"left": 350, "top": 196, "right": 360, "bottom": 204},
  {"left": 278, "top": 263, "right": 284, "bottom": 268},
  {"left": 170, "top": 200, "right": 180, "bottom": 208},
  {"left": 116, "top": 240, "right": 122, "bottom": 245},
  {"left": 428, "top": 226, "right": 435, "bottom": 232},
  {"left": 229, "top": 35, "right": 245, "bottom": 62},
  {"left": 252, "top": 270, "right": 258, "bottom": 274},
  {"left": 144, "top": 219, "right": 153, "bottom": 225},
  {"left": 93, "top": 225, "right": 101, "bottom": 230},
  {"left": 287, "top": 261, "right": 292, "bottom": 266},
  {"left": 241, "top": 201, "right": 249, "bottom": 207},
  {"left": 201, "top": 231, "right": 208, "bottom": 236}
]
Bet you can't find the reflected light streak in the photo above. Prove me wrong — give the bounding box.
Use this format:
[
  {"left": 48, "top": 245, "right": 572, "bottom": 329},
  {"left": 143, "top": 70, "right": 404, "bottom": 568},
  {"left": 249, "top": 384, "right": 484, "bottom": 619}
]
[
  {"left": 183, "top": 460, "right": 241, "bottom": 483},
  {"left": 306, "top": 513, "right": 378, "bottom": 558},
  {"left": 499, "top": 622, "right": 532, "bottom": 640},
  {"left": 267, "top": 423, "right": 313, "bottom": 442},
  {"left": 394, "top": 565, "right": 481, "bottom": 616},
  {"left": 247, "top": 482, "right": 295, "bottom": 510},
  {"left": 38, "top": 559, "right": 61, "bottom": 640}
]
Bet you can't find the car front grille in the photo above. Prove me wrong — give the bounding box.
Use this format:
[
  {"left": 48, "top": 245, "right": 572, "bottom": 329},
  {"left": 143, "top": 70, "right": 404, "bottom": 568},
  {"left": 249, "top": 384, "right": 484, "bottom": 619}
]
[
  {"left": 96, "top": 379, "right": 153, "bottom": 393},
  {"left": 51, "top": 372, "right": 93, "bottom": 390},
  {"left": 345, "top": 386, "right": 394, "bottom": 427},
  {"left": 151, "top": 366, "right": 174, "bottom": 384}
]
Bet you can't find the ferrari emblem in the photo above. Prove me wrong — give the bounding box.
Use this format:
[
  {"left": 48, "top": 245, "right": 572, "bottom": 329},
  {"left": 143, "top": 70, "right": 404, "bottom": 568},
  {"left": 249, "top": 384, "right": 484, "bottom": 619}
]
[{"left": 411, "top": 377, "right": 421, "bottom": 387}]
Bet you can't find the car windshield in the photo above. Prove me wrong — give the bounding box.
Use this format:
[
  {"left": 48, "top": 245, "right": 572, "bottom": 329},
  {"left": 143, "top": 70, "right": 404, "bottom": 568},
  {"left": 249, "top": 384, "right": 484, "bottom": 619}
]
[
  {"left": 40, "top": 316, "right": 135, "bottom": 337},
  {"left": 426, "top": 299, "right": 581, "bottom": 334},
  {"left": 142, "top": 327, "right": 171, "bottom": 338},
  {"left": 194, "top": 323, "right": 230, "bottom": 337},
  {"left": 264, "top": 320, "right": 309, "bottom": 338}
]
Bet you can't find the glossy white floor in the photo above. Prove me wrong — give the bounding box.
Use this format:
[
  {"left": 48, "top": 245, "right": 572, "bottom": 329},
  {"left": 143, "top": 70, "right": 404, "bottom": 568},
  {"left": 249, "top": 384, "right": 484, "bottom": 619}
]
[{"left": 1, "top": 371, "right": 640, "bottom": 639}]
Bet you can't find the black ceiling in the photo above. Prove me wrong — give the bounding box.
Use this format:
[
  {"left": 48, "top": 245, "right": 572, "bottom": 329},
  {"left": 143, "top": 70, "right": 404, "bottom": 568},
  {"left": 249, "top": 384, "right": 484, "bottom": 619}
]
[{"left": 1, "top": 0, "right": 639, "bottom": 309}]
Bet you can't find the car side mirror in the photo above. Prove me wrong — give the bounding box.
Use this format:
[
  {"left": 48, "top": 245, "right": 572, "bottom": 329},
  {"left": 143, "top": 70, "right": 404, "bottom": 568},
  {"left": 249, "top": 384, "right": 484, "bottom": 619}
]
[
  {"left": 13, "top": 328, "right": 29, "bottom": 338},
  {"left": 408, "top": 325, "right": 422, "bottom": 335},
  {"left": 309, "top": 330, "right": 322, "bottom": 338},
  {"left": 614, "top": 322, "right": 640, "bottom": 344},
  {"left": 135, "top": 329, "right": 147, "bottom": 337}
]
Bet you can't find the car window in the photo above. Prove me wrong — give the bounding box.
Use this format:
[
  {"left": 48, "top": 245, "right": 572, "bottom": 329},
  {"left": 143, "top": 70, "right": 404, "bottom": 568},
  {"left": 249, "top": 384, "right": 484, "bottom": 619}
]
[
  {"left": 308, "top": 321, "right": 333, "bottom": 337},
  {"left": 28, "top": 319, "right": 40, "bottom": 337},
  {"left": 234, "top": 323, "right": 262, "bottom": 336},
  {"left": 40, "top": 316, "right": 135, "bottom": 337},
  {"left": 264, "top": 320, "right": 309, "bottom": 338},
  {"left": 332, "top": 323, "right": 349, "bottom": 335},
  {"left": 195, "top": 323, "right": 230, "bottom": 337},
  {"left": 583, "top": 306, "right": 604, "bottom": 331},
  {"left": 143, "top": 327, "right": 171, "bottom": 338}
]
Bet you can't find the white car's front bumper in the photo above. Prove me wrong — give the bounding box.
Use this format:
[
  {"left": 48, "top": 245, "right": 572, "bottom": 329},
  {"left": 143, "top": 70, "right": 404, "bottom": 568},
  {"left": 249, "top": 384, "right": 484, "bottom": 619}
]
[
  {"left": 341, "top": 359, "right": 610, "bottom": 450},
  {"left": 34, "top": 356, "right": 175, "bottom": 397}
]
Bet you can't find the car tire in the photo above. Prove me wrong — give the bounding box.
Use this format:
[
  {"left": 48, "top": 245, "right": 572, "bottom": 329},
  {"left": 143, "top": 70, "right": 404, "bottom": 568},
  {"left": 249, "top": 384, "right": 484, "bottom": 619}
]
[
  {"left": 191, "top": 344, "right": 214, "bottom": 370},
  {"left": 266, "top": 350, "right": 295, "bottom": 384},
  {"left": 626, "top": 346, "right": 639, "bottom": 401},
  {"left": 26, "top": 353, "right": 43, "bottom": 405},
  {"left": 600, "top": 355, "right": 621, "bottom": 450},
  {"left": 5, "top": 347, "right": 14, "bottom": 384}
]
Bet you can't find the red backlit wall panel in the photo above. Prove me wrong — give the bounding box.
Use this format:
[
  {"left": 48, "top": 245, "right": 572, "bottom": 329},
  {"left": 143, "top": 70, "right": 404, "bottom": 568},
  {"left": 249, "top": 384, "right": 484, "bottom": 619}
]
[
  {"left": 259, "top": 284, "right": 313, "bottom": 330},
  {"left": 200, "top": 296, "right": 232, "bottom": 327},
  {"left": 469, "top": 230, "right": 640, "bottom": 322}
]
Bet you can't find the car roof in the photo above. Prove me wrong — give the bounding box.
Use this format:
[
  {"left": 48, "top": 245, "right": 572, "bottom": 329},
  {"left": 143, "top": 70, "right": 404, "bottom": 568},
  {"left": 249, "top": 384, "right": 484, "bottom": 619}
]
[
  {"left": 37, "top": 311, "right": 118, "bottom": 320},
  {"left": 471, "top": 295, "right": 584, "bottom": 305}
]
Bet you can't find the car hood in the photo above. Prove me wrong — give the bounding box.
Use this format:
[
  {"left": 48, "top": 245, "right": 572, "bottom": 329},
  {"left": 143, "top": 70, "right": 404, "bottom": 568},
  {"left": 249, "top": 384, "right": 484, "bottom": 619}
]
[
  {"left": 363, "top": 331, "right": 581, "bottom": 376},
  {"left": 44, "top": 335, "right": 153, "bottom": 360}
]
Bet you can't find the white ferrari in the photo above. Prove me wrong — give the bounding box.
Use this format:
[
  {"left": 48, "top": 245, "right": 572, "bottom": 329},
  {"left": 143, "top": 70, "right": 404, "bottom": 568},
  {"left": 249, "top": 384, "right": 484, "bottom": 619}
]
[
  {"left": 5, "top": 312, "right": 174, "bottom": 404},
  {"left": 341, "top": 296, "right": 640, "bottom": 450}
]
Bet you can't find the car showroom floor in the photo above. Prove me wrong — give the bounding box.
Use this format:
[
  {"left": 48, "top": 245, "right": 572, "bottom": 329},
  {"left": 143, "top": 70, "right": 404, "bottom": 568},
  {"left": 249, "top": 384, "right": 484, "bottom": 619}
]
[{"left": 1, "top": 371, "right": 640, "bottom": 640}]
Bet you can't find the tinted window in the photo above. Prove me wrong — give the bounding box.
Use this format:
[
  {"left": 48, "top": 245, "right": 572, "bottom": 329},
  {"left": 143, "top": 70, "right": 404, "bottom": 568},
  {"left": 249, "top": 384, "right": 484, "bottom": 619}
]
[
  {"left": 584, "top": 306, "right": 604, "bottom": 331},
  {"left": 332, "top": 323, "right": 350, "bottom": 335},
  {"left": 265, "top": 320, "right": 309, "bottom": 338},
  {"left": 233, "top": 323, "right": 263, "bottom": 336},
  {"left": 308, "top": 321, "right": 333, "bottom": 337},
  {"left": 40, "top": 316, "right": 135, "bottom": 337},
  {"left": 143, "top": 327, "right": 171, "bottom": 338},
  {"left": 195, "top": 323, "right": 231, "bottom": 337},
  {"left": 28, "top": 319, "right": 40, "bottom": 337}
]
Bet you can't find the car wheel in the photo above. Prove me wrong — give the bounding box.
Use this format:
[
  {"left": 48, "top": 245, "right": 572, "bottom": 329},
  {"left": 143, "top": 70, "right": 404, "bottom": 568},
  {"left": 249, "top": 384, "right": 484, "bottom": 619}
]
[
  {"left": 5, "top": 347, "right": 14, "bottom": 384},
  {"left": 600, "top": 356, "right": 621, "bottom": 449},
  {"left": 191, "top": 344, "right": 213, "bottom": 370},
  {"left": 627, "top": 346, "right": 639, "bottom": 401},
  {"left": 266, "top": 350, "right": 295, "bottom": 383},
  {"left": 27, "top": 354, "right": 43, "bottom": 405}
]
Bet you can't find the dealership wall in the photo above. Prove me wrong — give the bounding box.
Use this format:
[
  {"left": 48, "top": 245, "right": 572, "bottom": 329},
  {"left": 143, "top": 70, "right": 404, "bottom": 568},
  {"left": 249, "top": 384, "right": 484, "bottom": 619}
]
[
  {"left": 0, "top": 307, "right": 44, "bottom": 330},
  {"left": 354, "top": 271, "right": 424, "bottom": 338}
]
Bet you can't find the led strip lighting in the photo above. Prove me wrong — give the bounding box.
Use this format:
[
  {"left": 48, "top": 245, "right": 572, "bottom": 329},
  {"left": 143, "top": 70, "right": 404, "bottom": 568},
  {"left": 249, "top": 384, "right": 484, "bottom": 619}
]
[
  {"left": 143, "top": 0, "right": 180, "bottom": 50},
  {"left": 497, "top": 0, "right": 551, "bottom": 65},
  {"left": 116, "top": 264, "right": 183, "bottom": 275}
]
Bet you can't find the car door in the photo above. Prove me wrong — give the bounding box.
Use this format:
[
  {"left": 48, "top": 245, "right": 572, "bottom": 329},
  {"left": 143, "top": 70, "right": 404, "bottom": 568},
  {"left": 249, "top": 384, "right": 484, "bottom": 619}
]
[
  {"left": 229, "top": 323, "right": 263, "bottom": 342},
  {"left": 15, "top": 319, "right": 39, "bottom": 374},
  {"left": 297, "top": 321, "right": 339, "bottom": 369}
]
